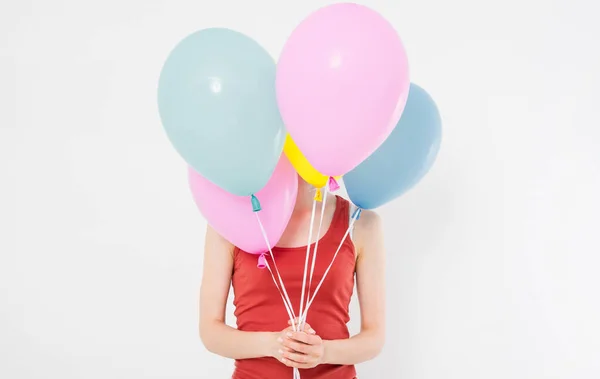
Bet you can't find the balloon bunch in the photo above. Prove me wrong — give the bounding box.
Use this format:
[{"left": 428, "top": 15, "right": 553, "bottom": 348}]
[{"left": 157, "top": 4, "right": 441, "bottom": 372}]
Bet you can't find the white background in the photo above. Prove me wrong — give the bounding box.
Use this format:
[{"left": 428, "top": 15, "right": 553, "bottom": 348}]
[{"left": 1, "top": 0, "right": 599, "bottom": 378}]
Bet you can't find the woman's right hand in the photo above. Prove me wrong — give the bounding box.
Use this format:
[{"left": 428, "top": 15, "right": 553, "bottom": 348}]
[
  {"left": 275, "top": 319, "right": 328, "bottom": 369},
  {"left": 268, "top": 319, "right": 316, "bottom": 359}
]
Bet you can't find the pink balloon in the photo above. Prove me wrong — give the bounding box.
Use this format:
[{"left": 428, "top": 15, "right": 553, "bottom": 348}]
[
  {"left": 276, "top": 3, "right": 410, "bottom": 176},
  {"left": 188, "top": 155, "right": 298, "bottom": 255}
]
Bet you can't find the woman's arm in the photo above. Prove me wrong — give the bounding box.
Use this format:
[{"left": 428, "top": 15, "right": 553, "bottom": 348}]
[
  {"left": 199, "top": 225, "right": 278, "bottom": 359},
  {"left": 322, "top": 210, "right": 386, "bottom": 365}
]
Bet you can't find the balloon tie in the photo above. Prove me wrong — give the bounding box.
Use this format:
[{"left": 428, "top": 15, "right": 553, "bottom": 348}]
[
  {"left": 314, "top": 188, "right": 323, "bottom": 202},
  {"left": 251, "top": 194, "right": 261, "bottom": 212},
  {"left": 257, "top": 254, "right": 267, "bottom": 269},
  {"left": 352, "top": 207, "right": 362, "bottom": 220},
  {"left": 328, "top": 177, "right": 340, "bottom": 192}
]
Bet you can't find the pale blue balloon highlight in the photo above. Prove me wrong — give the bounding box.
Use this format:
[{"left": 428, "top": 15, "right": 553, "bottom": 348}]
[{"left": 157, "top": 28, "right": 285, "bottom": 196}]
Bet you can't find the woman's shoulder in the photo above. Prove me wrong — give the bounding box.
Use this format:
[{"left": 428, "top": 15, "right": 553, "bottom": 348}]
[
  {"left": 355, "top": 209, "right": 382, "bottom": 233},
  {"left": 352, "top": 209, "right": 383, "bottom": 257},
  {"left": 205, "top": 224, "right": 235, "bottom": 261}
]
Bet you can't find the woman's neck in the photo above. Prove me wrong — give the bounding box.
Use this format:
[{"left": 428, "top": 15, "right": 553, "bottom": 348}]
[{"left": 294, "top": 178, "right": 316, "bottom": 213}]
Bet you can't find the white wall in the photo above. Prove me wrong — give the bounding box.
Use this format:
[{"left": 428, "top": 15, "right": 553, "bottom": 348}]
[{"left": 1, "top": 0, "right": 599, "bottom": 378}]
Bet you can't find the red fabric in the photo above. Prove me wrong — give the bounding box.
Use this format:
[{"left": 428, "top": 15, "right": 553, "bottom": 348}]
[{"left": 232, "top": 196, "right": 357, "bottom": 379}]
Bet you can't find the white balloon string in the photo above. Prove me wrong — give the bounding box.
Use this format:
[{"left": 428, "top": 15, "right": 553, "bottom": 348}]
[
  {"left": 255, "top": 213, "right": 297, "bottom": 328},
  {"left": 255, "top": 212, "right": 300, "bottom": 379},
  {"left": 262, "top": 259, "right": 296, "bottom": 332},
  {"left": 298, "top": 197, "right": 317, "bottom": 330},
  {"left": 301, "top": 187, "right": 328, "bottom": 327},
  {"left": 301, "top": 208, "right": 361, "bottom": 322}
]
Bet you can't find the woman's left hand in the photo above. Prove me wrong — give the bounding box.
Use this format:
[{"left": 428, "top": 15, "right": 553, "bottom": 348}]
[{"left": 277, "top": 321, "right": 325, "bottom": 369}]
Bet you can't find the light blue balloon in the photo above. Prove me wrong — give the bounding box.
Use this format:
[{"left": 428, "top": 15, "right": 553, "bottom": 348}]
[
  {"left": 157, "top": 28, "right": 285, "bottom": 196},
  {"left": 343, "top": 83, "right": 442, "bottom": 209}
]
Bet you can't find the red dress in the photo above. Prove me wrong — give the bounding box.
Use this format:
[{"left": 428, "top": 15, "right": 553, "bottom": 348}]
[{"left": 232, "top": 196, "right": 357, "bottom": 379}]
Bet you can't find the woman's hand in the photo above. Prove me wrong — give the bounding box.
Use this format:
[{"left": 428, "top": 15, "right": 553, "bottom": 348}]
[{"left": 273, "top": 319, "right": 325, "bottom": 369}]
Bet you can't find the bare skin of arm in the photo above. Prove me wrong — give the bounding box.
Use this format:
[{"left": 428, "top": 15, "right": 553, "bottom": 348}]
[
  {"left": 279, "top": 210, "right": 386, "bottom": 368},
  {"left": 199, "top": 225, "right": 315, "bottom": 360},
  {"left": 199, "top": 225, "right": 275, "bottom": 359}
]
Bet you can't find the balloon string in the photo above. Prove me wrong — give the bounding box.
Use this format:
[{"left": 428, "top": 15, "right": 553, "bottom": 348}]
[
  {"left": 256, "top": 211, "right": 301, "bottom": 379},
  {"left": 263, "top": 259, "right": 296, "bottom": 332},
  {"left": 255, "top": 213, "right": 297, "bottom": 328},
  {"left": 301, "top": 208, "right": 361, "bottom": 322},
  {"left": 263, "top": 261, "right": 300, "bottom": 379},
  {"left": 301, "top": 186, "right": 328, "bottom": 327},
  {"left": 298, "top": 197, "right": 317, "bottom": 329}
]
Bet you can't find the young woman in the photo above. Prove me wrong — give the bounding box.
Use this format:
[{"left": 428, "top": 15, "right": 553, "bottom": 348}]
[{"left": 199, "top": 177, "right": 386, "bottom": 379}]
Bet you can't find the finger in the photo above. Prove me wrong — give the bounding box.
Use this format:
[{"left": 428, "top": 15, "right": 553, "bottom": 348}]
[
  {"left": 277, "top": 338, "right": 294, "bottom": 353},
  {"left": 287, "top": 320, "right": 316, "bottom": 335},
  {"left": 286, "top": 319, "right": 306, "bottom": 333},
  {"left": 287, "top": 317, "right": 303, "bottom": 328},
  {"left": 302, "top": 323, "right": 316, "bottom": 335},
  {"left": 277, "top": 337, "right": 301, "bottom": 354},
  {"left": 289, "top": 331, "right": 322, "bottom": 346},
  {"left": 279, "top": 356, "right": 311, "bottom": 369},
  {"left": 281, "top": 350, "right": 315, "bottom": 365},
  {"left": 282, "top": 336, "right": 311, "bottom": 354}
]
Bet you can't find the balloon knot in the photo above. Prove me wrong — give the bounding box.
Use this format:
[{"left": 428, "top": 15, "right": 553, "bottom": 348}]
[
  {"left": 314, "top": 188, "right": 323, "bottom": 202},
  {"left": 257, "top": 254, "right": 267, "bottom": 269},
  {"left": 352, "top": 207, "right": 362, "bottom": 220},
  {"left": 251, "top": 195, "right": 261, "bottom": 212},
  {"left": 328, "top": 177, "right": 340, "bottom": 192}
]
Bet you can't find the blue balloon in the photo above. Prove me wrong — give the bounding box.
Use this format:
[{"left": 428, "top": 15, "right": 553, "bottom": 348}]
[
  {"left": 158, "top": 28, "right": 285, "bottom": 196},
  {"left": 343, "top": 83, "right": 442, "bottom": 209}
]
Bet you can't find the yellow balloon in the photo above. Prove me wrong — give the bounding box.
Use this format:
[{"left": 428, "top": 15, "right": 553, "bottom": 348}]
[{"left": 283, "top": 135, "right": 332, "bottom": 188}]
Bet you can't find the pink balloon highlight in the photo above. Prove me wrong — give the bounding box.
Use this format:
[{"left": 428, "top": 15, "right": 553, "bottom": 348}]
[
  {"left": 276, "top": 3, "right": 410, "bottom": 176},
  {"left": 188, "top": 155, "right": 298, "bottom": 255}
]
